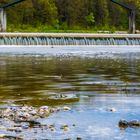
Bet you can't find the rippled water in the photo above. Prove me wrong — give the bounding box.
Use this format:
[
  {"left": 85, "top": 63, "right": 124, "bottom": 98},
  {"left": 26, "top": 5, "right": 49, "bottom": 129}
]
[{"left": 0, "top": 55, "right": 140, "bottom": 139}]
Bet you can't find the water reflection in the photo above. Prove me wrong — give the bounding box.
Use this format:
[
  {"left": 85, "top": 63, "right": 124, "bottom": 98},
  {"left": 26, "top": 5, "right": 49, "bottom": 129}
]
[{"left": 0, "top": 56, "right": 140, "bottom": 104}]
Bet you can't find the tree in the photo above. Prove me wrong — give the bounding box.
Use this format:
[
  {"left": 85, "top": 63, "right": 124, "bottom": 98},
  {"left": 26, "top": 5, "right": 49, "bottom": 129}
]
[
  {"left": 0, "top": 0, "right": 139, "bottom": 31},
  {"left": 85, "top": 12, "right": 95, "bottom": 27}
]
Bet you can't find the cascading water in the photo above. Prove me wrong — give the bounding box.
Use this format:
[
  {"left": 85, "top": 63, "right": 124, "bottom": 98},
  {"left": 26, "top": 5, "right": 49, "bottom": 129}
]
[{"left": 0, "top": 36, "right": 140, "bottom": 45}]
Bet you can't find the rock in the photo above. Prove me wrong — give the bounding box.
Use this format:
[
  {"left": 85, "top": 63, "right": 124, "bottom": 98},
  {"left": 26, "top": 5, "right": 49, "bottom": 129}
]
[
  {"left": 3, "top": 135, "right": 22, "bottom": 140},
  {"left": 28, "top": 120, "right": 41, "bottom": 127},
  {"left": 48, "top": 94, "right": 79, "bottom": 101},
  {"left": 60, "top": 124, "right": 68, "bottom": 129},
  {"left": 39, "top": 106, "right": 49, "bottom": 111},
  {"left": 107, "top": 107, "right": 117, "bottom": 112},
  {"left": 56, "top": 107, "right": 61, "bottom": 112},
  {"left": 48, "top": 124, "right": 55, "bottom": 131},
  {"left": 48, "top": 124, "right": 55, "bottom": 129},
  {"left": 15, "top": 128, "right": 22, "bottom": 133},
  {"left": 50, "top": 127, "right": 55, "bottom": 131},
  {"left": 7, "top": 127, "right": 17, "bottom": 131},
  {"left": 118, "top": 120, "right": 128, "bottom": 129},
  {"left": 14, "top": 124, "right": 22, "bottom": 127},
  {"left": 7, "top": 127, "right": 22, "bottom": 133},
  {"left": 80, "top": 95, "right": 89, "bottom": 98},
  {"left": 55, "top": 94, "right": 67, "bottom": 98},
  {"left": 77, "top": 137, "right": 82, "bottom": 140},
  {"left": 119, "top": 119, "right": 140, "bottom": 129},
  {"left": 63, "top": 126, "right": 69, "bottom": 132},
  {"left": 18, "top": 112, "right": 31, "bottom": 119},
  {"left": 21, "top": 106, "right": 29, "bottom": 112},
  {"left": 38, "top": 106, "right": 50, "bottom": 116},
  {"left": 22, "top": 125, "right": 29, "bottom": 129},
  {"left": 63, "top": 106, "right": 71, "bottom": 111},
  {"left": 129, "top": 120, "right": 140, "bottom": 128},
  {"left": 61, "top": 124, "right": 69, "bottom": 132},
  {"left": 29, "top": 110, "right": 37, "bottom": 116}
]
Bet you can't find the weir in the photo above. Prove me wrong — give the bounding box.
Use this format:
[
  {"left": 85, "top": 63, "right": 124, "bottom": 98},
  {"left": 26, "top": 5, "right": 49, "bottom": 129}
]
[{"left": 0, "top": 33, "right": 139, "bottom": 46}]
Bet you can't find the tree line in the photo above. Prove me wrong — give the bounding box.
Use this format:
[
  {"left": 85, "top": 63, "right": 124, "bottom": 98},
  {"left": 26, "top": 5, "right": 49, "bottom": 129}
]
[{"left": 1, "top": 0, "right": 140, "bottom": 31}]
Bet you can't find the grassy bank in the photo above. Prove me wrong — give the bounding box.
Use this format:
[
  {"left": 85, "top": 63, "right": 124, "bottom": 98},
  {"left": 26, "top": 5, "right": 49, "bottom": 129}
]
[{"left": 7, "top": 24, "right": 127, "bottom": 33}]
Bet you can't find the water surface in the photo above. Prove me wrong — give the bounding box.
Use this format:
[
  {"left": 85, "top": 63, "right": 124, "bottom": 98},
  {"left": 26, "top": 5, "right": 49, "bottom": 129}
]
[{"left": 0, "top": 55, "right": 140, "bottom": 139}]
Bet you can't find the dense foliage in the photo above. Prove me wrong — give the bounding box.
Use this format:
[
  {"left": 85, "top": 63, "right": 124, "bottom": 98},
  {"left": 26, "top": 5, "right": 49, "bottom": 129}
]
[{"left": 0, "top": 0, "right": 140, "bottom": 32}]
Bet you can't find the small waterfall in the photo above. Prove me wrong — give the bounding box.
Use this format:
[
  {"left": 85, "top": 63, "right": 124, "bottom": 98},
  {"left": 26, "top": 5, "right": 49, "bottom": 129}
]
[{"left": 0, "top": 36, "right": 140, "bottom": 45}]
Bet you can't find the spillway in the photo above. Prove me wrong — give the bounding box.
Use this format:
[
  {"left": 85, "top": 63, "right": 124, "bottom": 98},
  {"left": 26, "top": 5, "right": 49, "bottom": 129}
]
[{"left": 0, "top": 33, "right": 140, "bottom": 46}]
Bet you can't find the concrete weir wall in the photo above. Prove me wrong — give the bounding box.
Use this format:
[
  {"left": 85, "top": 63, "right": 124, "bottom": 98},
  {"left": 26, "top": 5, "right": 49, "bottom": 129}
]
[
  {"left": 0, "top": 33, "right": 140, "bottom": 38},
  {"left": 0, "top": 33, "right": 140, "bottom": 46},
  {"left": 0, "top": 33, "right": 139, "bottom": 55}
]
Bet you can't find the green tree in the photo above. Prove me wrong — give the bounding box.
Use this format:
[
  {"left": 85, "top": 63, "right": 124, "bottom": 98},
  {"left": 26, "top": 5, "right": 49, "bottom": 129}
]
[{"left": 85, "top": 12, "right": 95, "bottom": 27}]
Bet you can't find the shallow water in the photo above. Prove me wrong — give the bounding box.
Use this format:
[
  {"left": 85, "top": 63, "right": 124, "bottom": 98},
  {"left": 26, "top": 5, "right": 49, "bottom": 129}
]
[{"left": 0, "top": 55, "right": 140, "bottom": 139}]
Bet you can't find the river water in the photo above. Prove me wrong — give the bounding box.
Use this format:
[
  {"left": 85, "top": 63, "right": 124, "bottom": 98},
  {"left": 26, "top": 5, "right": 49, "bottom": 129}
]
[{"left": 0, "top": 55, "right": 140, "bottom": 140}]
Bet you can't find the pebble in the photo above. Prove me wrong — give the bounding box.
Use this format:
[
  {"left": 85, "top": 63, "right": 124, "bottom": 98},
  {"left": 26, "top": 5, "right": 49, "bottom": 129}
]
[
  {"left": 63, "top": 106, "right": 71, "bottom": 111},
  {"left": 48, "top": 124, "right": 55, "bottom": 129},
  {"left": 14, "top": 124, "right": 22, "bottom": 127},
  {"left": 77, "top": 137, "right": 82, "bottom": 140},
  {"left": 39, "top": 106, "right": 49, "bottom": 111},
  {"left": 29, "top": 110, "right": 37, "bottom": 115},
  {"left": 118, "top": 120, "right": 128, "bottom": 129},
  {"left": 7, "top": 127, "right": 17, "bottom": 131},
  {"left": 50, "top": 127, "right": 55, "bottom": 131},
  {"left": 7, "top": 127, "right": 22, "bottom": 133},
  {"left": 107, "top": 107, "right": 117, "bottom": 112},
  {"left": 22, "top": 125, "right": 29, "bottom": 129},
  {"left": 72, "top": 124, "right": 76, "bottom": 127},
  {"left": 61, "top": 124, "right": 70, "bottom": 132},
  {"left": 15, "top": 128, "right": 22, "bottom": 133},
  {"left": 63, "top": 126, "right": 69, "bottom": 132}
]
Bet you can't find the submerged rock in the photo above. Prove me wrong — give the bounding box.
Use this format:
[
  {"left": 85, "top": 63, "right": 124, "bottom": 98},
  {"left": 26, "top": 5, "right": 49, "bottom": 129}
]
[
  {"left": 50, "top": 127, "right": 56, "bottom": 131},
  {"left": 22, "top": 125, "right": 29, "bottom": 129},
  {"left": 15, "top": 128, "right": 22, "bottom": 133},
  {"left": 48, "top": 124, "right": 55, "bottom": 132},
  {"left": 118, "top": 120, "right": 129, "bottom": 129},
  {"left": 106, "top": 107, "right": 117, "bottom": 112},
  {"left": 77, "top": 137, "right": 82, "bottom": 140},
  {"left": 129, "top": 120, "right": 140, "bottom": 128},
  {"left": 7, "top": 127, "right": 17, "bottom": 131},
  {"left": 0, "top": 134, "right": 22, "bottom": 140},
  {"left": 119, "top": 120, "right": 140, "bottom": 129},
  {"left": 48, "top": 94, "right": 79, "bottom": 102}
]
